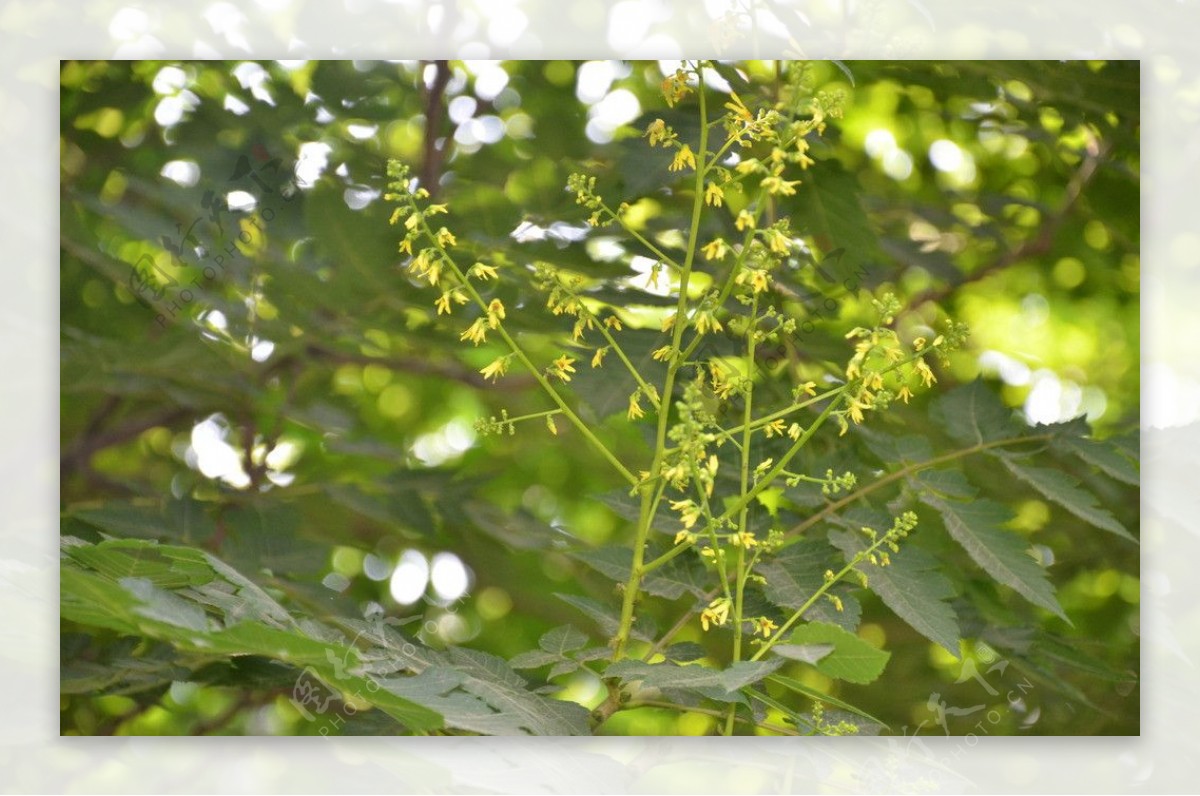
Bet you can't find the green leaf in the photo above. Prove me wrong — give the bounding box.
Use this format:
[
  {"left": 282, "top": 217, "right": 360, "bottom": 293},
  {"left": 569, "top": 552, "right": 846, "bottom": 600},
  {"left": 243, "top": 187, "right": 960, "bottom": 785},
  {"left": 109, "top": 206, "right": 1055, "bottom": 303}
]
[
  {"left": 828, "top": 524, "right": 962, "bottom": 657},
  {"left": 1053, "top": 435, "right": 1139, "bottom": 486},
  {"left": 570, "top": 545, "right": 707, "bottom": 599},
  {"left": 998, "top": 459, "right": 1136, "bottom": 542},
  {"left": 771, "top": 643, "right": 835, "bottom": 664},
  {"left": 757, "top": 542, "right": 861, "bottom": 631},
  {"left": 538, "top": 624, "right": 589, "bottom": 656},
  {"left": 931, "top": 379, "right": 1021, "bottom": 445},
  {"left": 783, "top": 622, "right": 890, "bottom": 685},
  {"left": 606, "top": 658, "right": 784, "bottom": 695},
  {"left": 921, "top": 494, "right": 1068, "bottom": 621},
  {"left": 555, "top": 593, "right": 656, "bottom": 642},
  {"left": 766, "top": 674, "right": 890, "bottom": 730},
  {"left": 446, "top": 647, "right": 591, "bottom": 735}
]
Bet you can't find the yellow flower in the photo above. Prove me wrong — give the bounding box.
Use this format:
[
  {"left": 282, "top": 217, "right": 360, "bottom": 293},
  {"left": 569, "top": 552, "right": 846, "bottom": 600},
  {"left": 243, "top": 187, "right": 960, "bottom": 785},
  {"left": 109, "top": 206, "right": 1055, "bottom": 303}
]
[
  {"left": 426, "top": 203, "right": 448, "bottom": 216},
  {"left": 645, "top": 118, "right": 669, "bottom": 146},
  {"left": 479, "top": 355, "right": 510, "bottom": 382},
  {"left": 398, "top": 237, "right": 413, "bottom": 255},
  {"left": 750, "top": 269, "right": 770, "bottom": 293},
  {"left": 627, "top": 392, "right": 645, "bottom": 420},
  {"left": 470, "top": 262, "right": 499, "bottom": 280},
  {"left": 730, "top": 530, "right": 757, "bottom": 548},
  {"left": 669, "top": 144, "right": 696, "bottom": 172},
  {"left": 764, "top": 228, "right": 791, "bottom": 255},
  {"left": 651, "top": 345, "right": 673, "bottom": 362},
  {"left": 434, "top": 292, "right": 454, "bottom": 315},
  {"left": 761, "top": 175, "right": 801, "bottom": 196},
  {"left": 603, "top": 315, "right": 623, "bottom": 330},
  {"left": 674, "top": 529, "right": 693, "bottom": 545},
  {"left": 912, "top": 336, "right": 927, "bottom": 351},
  {"left": 551, "top": 354, "right": 577, "bottom": 382},
  {"left": 754, "top": 617, "right": 779, "bottom": 638},
  {"left": 487, "top": 298, "right": 506, "bottom": 329},
  {"left": 704, "top": 182, "right": 724, "bottom": 207},
  {"left": 724, "top": 92, "right": 753, "bottom": 122},
  {"left": 460, "top": 318, "right": 488, "bottom": 346},
  {"left": 764, "top": 419, "right": 787, "bottom": 438},
  {"left": 592, "top": 346, "right": 609, "bottom": 368},
  {"left": 701, "top": 238, "right": 729, "bottom": 261},
  {"left": 915, "top": 359, "right": 936, "bottom": 387},
  {"left": 735, "top": 210, "right": 756, "bottom": 231},
  {"left": 670, "top": 499, "right": 701, "bottom": 529},
  {"left": 694, "top": 310, "right": 723, "bottom": 335},
  {"left": 898, "top": 384, "right": 913, "bottom": 404},
  {"left": 700, "top": 597, "right": 731, "bottom": 631},
  {"left": 799, "top": 381, "right": 817, "bottom": 397},
  {"left": 435, "top": 227, "right": 456, "bottom": 248}
]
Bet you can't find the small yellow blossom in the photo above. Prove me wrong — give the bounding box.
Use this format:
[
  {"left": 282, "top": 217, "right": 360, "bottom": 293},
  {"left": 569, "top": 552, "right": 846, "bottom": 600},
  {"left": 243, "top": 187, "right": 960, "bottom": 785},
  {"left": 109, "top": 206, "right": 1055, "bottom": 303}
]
[
  {"left": 761, "top": 174, "right": 801, "bottom": 196},
  {"left": 754, "top": 617, "right": 779, "bottom": 638},
  {"left": 724, "top": 92, "right": 753, "bottom": 122},
  {"left": 897, "top": 384, "right": 913, "bottom": 404},
  {"left": 426, "top": 204, "right": 448, "bottom": 216},
  {"left": 694, "top": 310, "right": 723, "bottom": 335},
  {"left": 487, "top": 298, "right": 506, "bottom": 329},
  {"left": 764, "top": 419, "right": 787, "bottom": 438},
  {"left": 669, "top": 144, "right": 697, "bottom": 173},
  {"left": 912, "top": 336, "right": 927, "bottom": 351},
  {"left": 915, "top": 359, "right": 936, "bottom": 387},
  {"left": 435, "top": 227, "right": 457, "bottom": 247},
  {"left": 735, "top": 210, "right": 756, "bottom": 231},
  {"left": 398, "top": 237, "right": 413, "bottom": 255},
  {"left": 604, "top": 315, "right": 623, "bottom": 330},
  {"left": 470, "top": 262, "right": 499, "bottom": 280},
  {"left": 645, "top": 118, "right": 670, "bottom": 147},
  {"left": 702, "top": 238, "right": 729, "bottom": 261},
  {"left": 627, "top": 392, "right": 645, "bottom": 420},
  {"left": 551, "top": 354, "right": 577, "bottom": 382},
  {"left": 730, "top": 530, "right": 758, "bottom": 547},
  {"left": 546, "top": 415, "right": 558, "bottom": 436},
  {"left": 700, "top": 597, "right": 731, "bottom": 631},
  {"left": 674, "top": 529, "right": 694, "bottom": 545},
  {"left": 764, "top": 228, "right": 791, "bottom": 255},
  {"left": 592, "top": 347, "right": 609, "bottom": 368},
  {"left": 435, "top": 292, "right": 454, "bottom": 315},
  {"left": 651, "top": 345, "right": 673, "bottom": 362},
  {"left": 670, "top": 499, "right": 701, "bottom": 529},
  {"left": 479, "top": 355, "right": 510, "bottom": 382},
  {"left": 460, "top": 318, "right": 488, "bottom": 346},
  {"left": 751, "top": 269, "right": 770, "bottom": 293},
  {"left": 704, "top": 182, "right": 725, "bottom": 207},
  {"left": 799, "top": 381, "right": 817, "bottom": 397}
]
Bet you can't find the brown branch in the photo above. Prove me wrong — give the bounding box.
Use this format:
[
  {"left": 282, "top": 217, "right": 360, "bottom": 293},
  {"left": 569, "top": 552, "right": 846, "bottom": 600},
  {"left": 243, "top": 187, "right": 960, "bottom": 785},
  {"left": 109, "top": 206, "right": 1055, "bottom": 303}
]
[
  {"left": 61, "top": 406, "right": 191, "bottom": 478},
  {"left": 903, "top": 137, "right": 1111, "bottom": 314},
  {"left": 419, "top": 60, "right": 452, "bottom": 198}
]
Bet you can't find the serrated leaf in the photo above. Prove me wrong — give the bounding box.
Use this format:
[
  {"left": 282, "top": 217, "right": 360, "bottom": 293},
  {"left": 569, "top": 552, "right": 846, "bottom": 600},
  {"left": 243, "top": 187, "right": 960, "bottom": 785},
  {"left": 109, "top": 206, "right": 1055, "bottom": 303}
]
[
  {"left": 447, "top": 647, "right": 591, "bottom": 735},
  {"left": 570, "top": 546, "right": 706, "bottom": 599},
  {"left": 663, "top": 642, "right": 707, "bottom": 662},
  {"left": 766, "top": 673, "right": 890, "bottom": 730},
  {"left": 555, "top": 593, "right": 656, "bottom": 642},
  {"left": 1053, "top": 435, "right": 1139, "bottom": 486},
  {"left": 771, "top": 643, "right": 835, "bottom": 664},
  {"left": 931, "top": 379, "right": 1021, "bottom": 445},
  {"left": 921, "top": 494, "right": 1067, "bottom": 620},
  {"left": 828, "top": 529, "right": 961, "bottom": 657},
  {"left": 605, "top": 658, "right": 783, "bottom": 695},
  {"left": 998, "top": 459, "right": 1135, "bottom": 542},
  {"left": 508, "top": 650, "right": 561, "bottom": 670},
  {"left": 757, "top": 542, "right": 861, "bottom": 632},
  {"left": 538, "top": 624, "right": 589, "bottom": 655},
  {"left": 784, "top": 622, "right": 890, "bottom": 684}
]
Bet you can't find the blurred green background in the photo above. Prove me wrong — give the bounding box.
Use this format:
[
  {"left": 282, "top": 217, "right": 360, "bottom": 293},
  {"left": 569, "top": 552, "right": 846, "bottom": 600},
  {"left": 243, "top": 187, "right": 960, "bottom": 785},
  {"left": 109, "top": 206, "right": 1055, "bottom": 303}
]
[{"left": 60, "top": 60, "right": 1138, "bottom": 735}]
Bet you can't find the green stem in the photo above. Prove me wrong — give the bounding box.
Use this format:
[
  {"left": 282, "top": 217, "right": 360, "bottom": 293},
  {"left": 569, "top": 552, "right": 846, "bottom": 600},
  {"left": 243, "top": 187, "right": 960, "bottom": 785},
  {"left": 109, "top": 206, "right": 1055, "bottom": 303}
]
[
  {"left": 612, "top": 64, "right": 710, "bottom": 660},
  {"left": 408, "top": 198, "right": 638, "bottom": 488}
]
